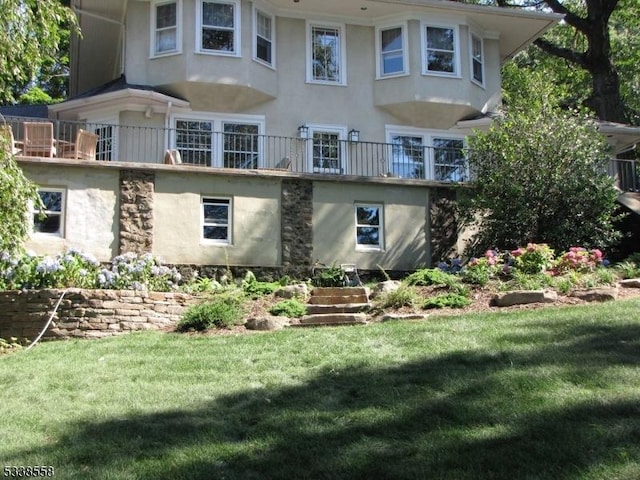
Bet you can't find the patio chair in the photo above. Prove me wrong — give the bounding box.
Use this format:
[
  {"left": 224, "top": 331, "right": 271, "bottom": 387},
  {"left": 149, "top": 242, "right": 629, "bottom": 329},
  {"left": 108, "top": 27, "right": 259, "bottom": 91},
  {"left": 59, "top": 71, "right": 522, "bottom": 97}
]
[
  {"left": 0, "top": 124, "right": 21, "bottom": 155},
  {"left": 164, "top": 149, "right": 182, "bottom": 165},
  {"left": 23, "top": 122, "right": 56, "bottom": 157},
  {"left": 258, "top": 157, "right": 291, "bottom": 171},
  {"left": 61, "top": 129, "right": 99, "bottom": 160}
]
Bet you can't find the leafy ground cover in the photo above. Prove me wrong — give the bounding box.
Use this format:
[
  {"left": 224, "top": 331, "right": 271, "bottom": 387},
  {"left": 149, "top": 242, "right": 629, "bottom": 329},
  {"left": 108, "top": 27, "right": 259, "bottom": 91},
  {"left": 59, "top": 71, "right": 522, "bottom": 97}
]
[{"left": 2, "top": 299, "right": 640, "bottom": 479}]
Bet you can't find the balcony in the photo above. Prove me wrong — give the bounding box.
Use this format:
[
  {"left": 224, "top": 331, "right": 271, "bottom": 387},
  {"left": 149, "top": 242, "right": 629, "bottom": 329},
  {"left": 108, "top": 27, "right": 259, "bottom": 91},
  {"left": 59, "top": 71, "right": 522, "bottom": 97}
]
[
  {"left": 5, "top": 116, "right": 470, "bottom": 183},
  {"left": 6, "top": 116, "right": 638, "bottom": 189}
]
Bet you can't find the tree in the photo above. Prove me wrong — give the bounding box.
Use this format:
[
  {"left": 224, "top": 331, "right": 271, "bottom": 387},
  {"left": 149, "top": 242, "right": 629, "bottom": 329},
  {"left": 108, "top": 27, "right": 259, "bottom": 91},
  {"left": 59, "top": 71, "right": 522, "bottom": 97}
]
[
  {"left": 0, "top": 0, "right": 77, "bottom": 104},
  {"left": 461, "top": 69, "right": 622, "bottom": 253}
]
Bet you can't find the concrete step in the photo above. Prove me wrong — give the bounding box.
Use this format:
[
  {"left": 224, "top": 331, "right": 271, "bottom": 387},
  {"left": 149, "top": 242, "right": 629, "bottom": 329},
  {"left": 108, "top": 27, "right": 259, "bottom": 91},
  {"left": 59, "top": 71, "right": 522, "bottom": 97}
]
[
  {"left": 298, "top": 313, "right": 369, "bottom": 326},
  {"left": 306, "top": 303, "right": 371, "bottom": 315},
  {"left": 311, "top": 287, "right": 368, "bottom": 298}
]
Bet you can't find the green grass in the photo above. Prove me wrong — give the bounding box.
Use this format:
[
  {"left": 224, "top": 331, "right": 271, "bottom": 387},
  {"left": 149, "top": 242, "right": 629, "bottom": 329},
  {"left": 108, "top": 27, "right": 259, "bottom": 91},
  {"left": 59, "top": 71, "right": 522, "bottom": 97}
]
[{"left": 2, "top": 299, "right": 640, "bottom": 479}]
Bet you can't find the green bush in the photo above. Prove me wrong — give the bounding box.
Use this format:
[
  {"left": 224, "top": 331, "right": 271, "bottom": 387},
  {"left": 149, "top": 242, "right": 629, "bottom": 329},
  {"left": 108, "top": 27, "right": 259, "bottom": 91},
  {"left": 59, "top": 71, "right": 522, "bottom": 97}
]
[
  {"left": 616, "top": 259, "right": 640, "bottom": 279},
  {"left": 242, "top": 272, "right": 280, "bottom": 298},
  {"left": 177, "top": 295, "right": 245, "bottom": 331},
  {"left": 404, "top": 268, "right": 459, "bottom": 288},
  {"left": 269, "top": 299, "right": 307, "bottom": 318},
  {"left": 377, "top": 285, "right": 418, "bottom": 309},
  {"left": 422, "top": 293, "right": 471, "bottom": 309}
]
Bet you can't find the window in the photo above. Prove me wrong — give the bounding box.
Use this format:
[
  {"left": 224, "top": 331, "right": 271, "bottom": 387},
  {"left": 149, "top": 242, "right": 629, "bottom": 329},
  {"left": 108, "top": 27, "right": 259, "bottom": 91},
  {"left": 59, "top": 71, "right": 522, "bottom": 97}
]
[
  {"left": 423, "top": 25, "right": 458, "bottom": 75},
  {"left": 355, "top": 204, "right": 383, "bottom": 250},
  {"left": 386, "top": 127, "right": 468, "bottom": 181},
  {"left": 470, "top": 34, "right": 484, "bottom": 85},
  {"left": 307, "top": 22, "right": 346, "bottom": 84},
  {"left": 307, "top": 126, "right": 347, "bottom": 173},
  {"left": 254, "top": 9, "right": 274, "bottom": 66},
  {"left": 433, "top": 138, "right": 467, "bottom": 182},
  {"left": 198, "top": 0, "right": 240, "bottom": 55},
  {"left": 176, "top": 120, "right": 213, "bottom": 166},
  {"left": 152, "top": 0, "right": 181, "bottom": 56},
  {"left": 173, "top": 115, "right": 264, "bottom": 168},
  {"left": 378, "top": 25, "right": 406, "bottom": 77},
  {"left": 202, "top": 197, "right": 231, "bottom": 244},
  {"left": 223, "top": 123, "right": 259, "bottom": 169},
  {"left": 390, "top": 135, "right": 425, "bottom": 179},
  {"left": 33, "top": 189, "right": 64, "bottom": 237}
]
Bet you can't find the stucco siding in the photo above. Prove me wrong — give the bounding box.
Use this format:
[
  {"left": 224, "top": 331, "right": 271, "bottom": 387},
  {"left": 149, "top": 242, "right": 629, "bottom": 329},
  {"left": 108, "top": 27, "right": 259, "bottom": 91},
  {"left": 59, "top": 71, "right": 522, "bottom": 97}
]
[
  {"left": 153, "top": 171, "right": 282, "bottom": 266},
  {"left": 312, "top": 181, "right": 430, "bottom": 270}
]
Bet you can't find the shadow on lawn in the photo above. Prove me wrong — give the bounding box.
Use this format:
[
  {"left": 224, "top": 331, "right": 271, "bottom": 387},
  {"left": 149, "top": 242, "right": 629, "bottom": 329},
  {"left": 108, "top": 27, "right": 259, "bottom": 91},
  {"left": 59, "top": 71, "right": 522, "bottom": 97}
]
[{"left": 9, "top": 322, "right": 640, "bottom": 480}]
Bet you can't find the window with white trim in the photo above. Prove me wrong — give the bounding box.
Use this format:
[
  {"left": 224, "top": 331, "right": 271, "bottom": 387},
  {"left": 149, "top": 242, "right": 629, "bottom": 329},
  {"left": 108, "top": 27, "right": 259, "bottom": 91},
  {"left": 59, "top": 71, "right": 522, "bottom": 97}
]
[
  {"left": 307, "top": 22, "right": 346, "bottom": 84},
  {"left": 377, "top": 25, "right": 406, "bottom": 77},
  {"left": 355, "top": 204, "right": 383, "bottom": 250},
  {"left": 307, "top": 125, "right": 347, "bottom": 174},
  {"left": 33, "top": 189, "right": 65, "bottom": 237},
  {"left": 202, "top": 197, "right": 231, "bottom": 244},
  {"left": 422, "top": 24, "right": 458, "bottom": 75},
  {"left": 197, "top": 0, "right": 240, "bottom": 55},
  {"left": 254, "top": 8, "right": 274, "bottom": 66},
  {"left": 151, "top": 0, "right": 181, "bottom": 56},
  {"left": 386, "top": 128, "right": 468, "bottom": 181},
  {"left": 470, "top": 33, "right": 484, "bottom": 85},
  {"left": 174, "top": 115, "right": 264, "bottom": 168}
]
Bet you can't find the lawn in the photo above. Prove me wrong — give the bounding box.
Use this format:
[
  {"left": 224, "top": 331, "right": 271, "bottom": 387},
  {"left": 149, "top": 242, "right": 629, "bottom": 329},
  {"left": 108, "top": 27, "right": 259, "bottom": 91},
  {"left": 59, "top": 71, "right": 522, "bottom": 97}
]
[{"left": 2, "top": 299, "right": 640, "bottom": 480}]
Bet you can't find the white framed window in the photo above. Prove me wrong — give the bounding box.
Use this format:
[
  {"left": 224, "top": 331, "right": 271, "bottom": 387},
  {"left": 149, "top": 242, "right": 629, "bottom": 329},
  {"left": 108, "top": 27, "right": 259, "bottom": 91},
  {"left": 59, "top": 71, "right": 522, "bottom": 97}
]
[
  {"left": 306, "top": 125, "right": 347, "bottom": 174},
  {"left": 32, "top": 188, "right": 65, "bottom": 237},
  {"left": 386, "top": 127, "right": 468, "bottom": 181},
  {"left": 172, "top": 114, "right": 264, "bottom": 168},
  {"left": 355, "top": 204, "right": 383, "bottom": 251},
  {"left": 151, "top": 0, "right": 182, "bottom": 57},
  {"left": 197, "top": 0, "right": 241, "bottom": 56},
  {"left": 202, "top": 197, "right": 232, "bottom": 244},
  {"left": 376, "top": 24, "right": 407, "bottom": 78},
  {"left": 470, "top": 33, "right": 484, "bottom": 85},
  {"left": 306, "top": 22, "right": 346, "bottom": 85},
  {"left": 253, "top": 8, "right": 275, "bottom": 67},
  {"left": 421, "top": 24, "right": 460, "bottom": 76}
]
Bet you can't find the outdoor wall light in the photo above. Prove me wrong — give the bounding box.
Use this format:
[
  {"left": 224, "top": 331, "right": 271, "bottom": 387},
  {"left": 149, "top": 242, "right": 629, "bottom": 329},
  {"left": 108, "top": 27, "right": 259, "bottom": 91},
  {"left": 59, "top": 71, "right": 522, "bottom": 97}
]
[
  {"left": 348, "top": 129, "right": 360, "bottom": 142},
  {"left": 298, "top": 125, "right": 309, "bottom": 139}
]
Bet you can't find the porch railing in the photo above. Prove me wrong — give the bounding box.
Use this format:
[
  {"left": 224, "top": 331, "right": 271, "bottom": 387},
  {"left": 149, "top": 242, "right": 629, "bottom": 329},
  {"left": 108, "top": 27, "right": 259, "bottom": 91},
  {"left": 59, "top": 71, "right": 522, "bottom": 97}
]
[{"left": 5, "top": 115, "right": 638, "bottom": 189}]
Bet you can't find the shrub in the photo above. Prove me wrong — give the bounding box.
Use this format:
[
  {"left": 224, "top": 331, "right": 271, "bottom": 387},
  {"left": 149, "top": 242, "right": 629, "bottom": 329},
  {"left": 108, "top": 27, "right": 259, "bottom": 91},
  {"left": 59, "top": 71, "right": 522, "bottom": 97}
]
[
  {"left": 422, "top": 293, "right": 471, "bottom": 309},
  {"left": 98, "top": 252, "right": 181, "bottom": 291},
  {"left": 511, "top": 243, "right": 555, "bottom": 274},
  {"left": 177, "top": 295, "right": 245, "bottom": 331},
  {"left": 242, "top": 272, "right": 280, "bottom": 298},
  {"left": 615, "top": 260, "right": 640, "bottom": 280},
  {"left": 404, "top": 268, "right": 460, "bottom": 288},
  {"left": 506, "top": 270, "right": 555, "bottom": 291},
  {"left": 554, "top": 247, "right": 606, "bottom": 274},
  {"left": 312, "top": 265, "right": 345, "bottom": 287},
  {"left": 269, "top": 299, "right": 307, "bottom": 318},
  {"left": 377, "top": 285, "right": 418, "bottom": 309}
]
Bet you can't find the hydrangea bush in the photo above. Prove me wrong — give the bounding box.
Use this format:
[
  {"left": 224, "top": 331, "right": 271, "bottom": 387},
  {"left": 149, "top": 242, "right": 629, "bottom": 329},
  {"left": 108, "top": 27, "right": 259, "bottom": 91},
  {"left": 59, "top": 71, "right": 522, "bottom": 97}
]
[{"left": 0, "top": 249, "right": 181, "bottom": 292}]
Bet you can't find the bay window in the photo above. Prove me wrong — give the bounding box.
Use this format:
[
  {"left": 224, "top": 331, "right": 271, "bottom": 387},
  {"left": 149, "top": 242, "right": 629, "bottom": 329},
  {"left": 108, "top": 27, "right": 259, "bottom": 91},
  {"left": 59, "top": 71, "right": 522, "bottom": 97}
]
[
  {"left": 422, "top": 24, "right": 459, "bottom": 76},
  {"left": 198, "top": 0, "right": 240, "bottom": 55},
  {"left": 151, "top": 0, "right": 181, "bottom": 56},
  {"left": 377, "top": 25, "right": 407, "bottom": 77}
]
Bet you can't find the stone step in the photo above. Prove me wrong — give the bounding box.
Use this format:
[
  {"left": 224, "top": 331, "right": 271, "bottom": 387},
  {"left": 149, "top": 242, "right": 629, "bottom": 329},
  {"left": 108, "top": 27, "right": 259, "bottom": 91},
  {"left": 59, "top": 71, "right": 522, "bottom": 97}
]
[
  {"left": 308, "top": 294, "right": 369, "bottom": 305},
  {"left": 306, "top": 303, "right": 371, "bottom": 314},
  {"left": 298, "top": 313, "right": 369, "bottom": 326},
  {"left": 311, "top": 287, "right": 368, "bottom": 298}
]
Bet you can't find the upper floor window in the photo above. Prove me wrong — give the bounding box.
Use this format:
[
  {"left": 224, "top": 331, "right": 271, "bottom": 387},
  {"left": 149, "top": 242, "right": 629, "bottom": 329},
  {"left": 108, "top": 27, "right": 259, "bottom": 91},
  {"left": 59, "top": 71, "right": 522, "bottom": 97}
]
[
  {"left": 422, "top": 24, "right": 459, "bottom": 76},
  {"left": 254, "top": 8, "right": 274, "bottom": 67},
  {"left": 377, "top": 25, "right": 407, "bottom": 77},
  {"left": 198, "top": 0, "right": 240, "bottom": 55},
  {"left": 152, "top": 0, "right": 181, "bottom": 56},
  {"left": 470, "top": 33, "right": 484, "bottom": 85},
  {"left": 33, "top": 188, "right": 65, "bottom": 237},
  {"left": 307, "top": 22, "right": 346, "bottom": 85}
]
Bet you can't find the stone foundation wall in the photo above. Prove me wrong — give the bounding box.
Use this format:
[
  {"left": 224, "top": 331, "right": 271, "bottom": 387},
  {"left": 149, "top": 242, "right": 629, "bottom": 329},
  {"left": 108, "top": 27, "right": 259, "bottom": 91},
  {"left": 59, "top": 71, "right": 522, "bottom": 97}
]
[
  {"left": 281, "top": 179, "right": 314, "bottom": 276},
  {"left": 119, "top": 170, "right": 155, "bottom": 254},
  {"left": 0, "top": 289, "right": 194, "bottom": 341}
]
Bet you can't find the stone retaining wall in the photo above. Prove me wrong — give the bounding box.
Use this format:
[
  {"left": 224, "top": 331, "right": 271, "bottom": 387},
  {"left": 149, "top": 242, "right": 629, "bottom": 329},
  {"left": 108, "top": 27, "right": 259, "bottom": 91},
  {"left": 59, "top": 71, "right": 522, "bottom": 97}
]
[{"left": 0, "top": 289, "right": 194, "bottom": 341}]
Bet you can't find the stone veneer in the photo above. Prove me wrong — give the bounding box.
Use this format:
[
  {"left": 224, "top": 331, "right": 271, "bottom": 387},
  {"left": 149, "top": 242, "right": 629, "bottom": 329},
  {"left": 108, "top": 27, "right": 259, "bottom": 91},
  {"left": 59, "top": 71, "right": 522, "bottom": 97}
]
[
  {"left": 281, "top": 179, "right": 313, "bottom": 276},
  {"left": 119, "top": 170, "right": 155, "bottom": 254},
  {"left": 0, "top": 289, "right": 194, "bottom": 341}
]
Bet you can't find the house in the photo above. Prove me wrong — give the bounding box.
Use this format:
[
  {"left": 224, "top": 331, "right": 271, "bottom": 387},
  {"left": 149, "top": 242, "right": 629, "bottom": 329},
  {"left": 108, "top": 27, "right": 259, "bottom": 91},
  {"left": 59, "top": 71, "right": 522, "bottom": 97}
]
[{"left": 8, "top": 0, "right": 570, "bottom": 275}]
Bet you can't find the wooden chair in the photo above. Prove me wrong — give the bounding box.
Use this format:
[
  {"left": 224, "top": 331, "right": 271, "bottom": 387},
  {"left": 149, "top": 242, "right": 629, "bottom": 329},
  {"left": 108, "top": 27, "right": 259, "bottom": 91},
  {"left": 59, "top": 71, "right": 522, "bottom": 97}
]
[
  {"left": 23, "top": 122, "right": 56, "bottom": 157},
  {"left": 0, "top": 124, "right": 21, "bottom": 155},
  {"left": 164, "top": 149, "right": 182, "bottom": 165},
  {"left": 61, "top": 129, "right": 99, "bottom": 160}
]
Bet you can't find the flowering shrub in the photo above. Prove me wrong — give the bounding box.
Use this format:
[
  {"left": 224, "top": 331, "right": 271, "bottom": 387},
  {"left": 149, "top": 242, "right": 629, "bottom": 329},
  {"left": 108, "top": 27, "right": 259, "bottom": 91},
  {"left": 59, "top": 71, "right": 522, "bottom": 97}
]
[
  {"left": 462, "top": 250, "right": 504, "bottom": 286},
  {"left": 510, "top": 243, "right": 555, "bottom": 274},
  {"left": 554, "top": 247, "right": 606, "bottom": 274},
  {"left": 0, "top": 250, "right": 180, "bottom": 292},
  {"left": 98, "top": 252, "right": 181, "bottom": 291}
]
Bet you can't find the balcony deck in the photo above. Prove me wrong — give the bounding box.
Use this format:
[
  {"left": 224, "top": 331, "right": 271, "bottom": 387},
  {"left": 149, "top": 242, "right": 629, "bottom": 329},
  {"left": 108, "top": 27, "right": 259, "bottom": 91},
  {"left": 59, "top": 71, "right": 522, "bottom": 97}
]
[{"left": 5, "top": 116, "right": 638, "bottom": 191}]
